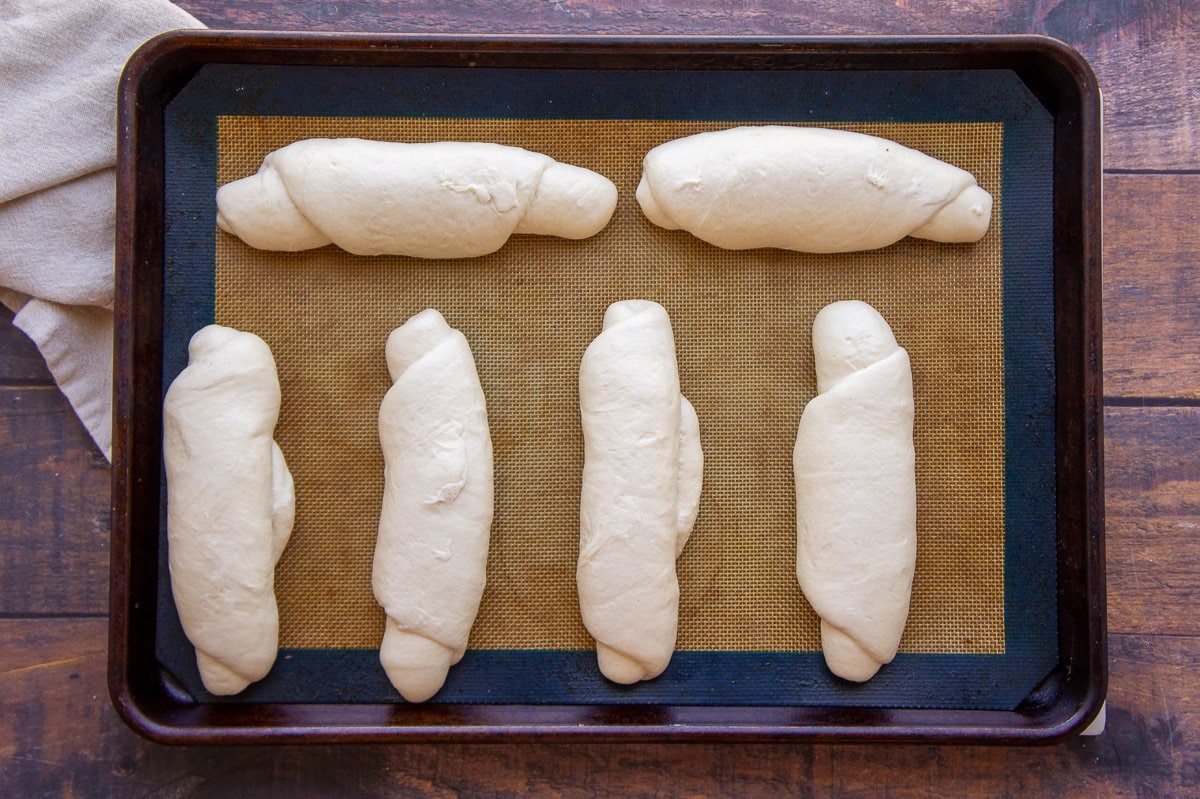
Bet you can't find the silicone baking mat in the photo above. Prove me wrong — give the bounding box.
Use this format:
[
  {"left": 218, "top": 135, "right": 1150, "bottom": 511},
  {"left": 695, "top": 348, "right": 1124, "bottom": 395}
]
[{"left": 156, "top": 64, "right": 1057, "bottom": 708}]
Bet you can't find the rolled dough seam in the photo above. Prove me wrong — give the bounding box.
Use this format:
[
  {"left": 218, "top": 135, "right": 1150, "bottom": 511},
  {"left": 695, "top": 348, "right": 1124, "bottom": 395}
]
[
  {"left": 793, "top": 301, "right": 917, "bottom": 682},
  {"left": 373, "top": 309, "right": 494, "bottom": 702},
  {"left": 163, "top": 324, "right": 295, "bottom": 696},
  {"left": 577, "top": 300, "right": 703, "bottom": 684},
  {"left": 637, "top": 125, "right": 992, "bottom": 253},
  {"left": 217, "top": 138, "right": 618, "bottom": 258}
]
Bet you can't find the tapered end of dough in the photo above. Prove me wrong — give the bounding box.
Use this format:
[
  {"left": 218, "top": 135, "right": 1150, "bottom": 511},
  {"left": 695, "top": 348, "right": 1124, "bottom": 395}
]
[
  {"left": 515, "top": 162, "right": 617, "bottom": 240},
  {"left": 601, "top": 299, "right": 668, "bottom": 330},
  {"left": 910, "top": 184, "right": 993, "bottom": 243},
  {"left": 195, "top": 650, "right": 259, "bottom": 696},
  {"left": 215, "top": 164, "right": 330, "bottom": 252},
  {"left": 820, "top": 620, "right": 886, "bottom": 683},
  {"left": 380, "top": 626, "right": 457, "bottom": 702},
  {"left": 811, "top": 301, "right": 900, "bottom": 394},
  {"left": 635, "top": 174, "right": 679, "bottom": 231},
  {"left": 180, "top": 326, "right": 280, "bottom": 398},
  {"left": 385, "top": 309, "right": 453, "bottom": 382},
  {"left": 597, "top": 643, "right": 664, "bottom": 684},
  {"left": 187, "top": 324, "right": 267, "bottom": 363}
]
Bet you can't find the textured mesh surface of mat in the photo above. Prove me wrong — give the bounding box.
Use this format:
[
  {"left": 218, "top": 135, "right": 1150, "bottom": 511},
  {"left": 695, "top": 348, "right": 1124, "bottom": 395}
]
[{"left": 215, "top": 116, "right": 1005, "bottom": 654}]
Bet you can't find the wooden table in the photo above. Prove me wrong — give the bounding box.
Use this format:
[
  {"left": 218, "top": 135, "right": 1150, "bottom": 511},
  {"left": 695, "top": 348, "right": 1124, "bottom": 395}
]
[{"left": 3, "top": 2, "right": 1196, "bottom": 794}]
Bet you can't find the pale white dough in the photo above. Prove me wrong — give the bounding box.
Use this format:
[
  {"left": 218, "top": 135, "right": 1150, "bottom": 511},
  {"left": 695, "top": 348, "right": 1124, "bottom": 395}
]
[
  {"left": 216, "top": 138, "right": 618, "bottom": 258},
  {"left": 373, "top": 309, "right": 494, "bottom": 702},
  {"left": 162, "top": 325, "right": 295, "bottom": 696},
  {"left": 636, "top": 126, "right": 993, "bottom": 252},
  {"left": 577, "top": 300, "right": 703, "bottom": 684},
  {"left": 793, "top": 301, "right": 917, "bottom": 682}
]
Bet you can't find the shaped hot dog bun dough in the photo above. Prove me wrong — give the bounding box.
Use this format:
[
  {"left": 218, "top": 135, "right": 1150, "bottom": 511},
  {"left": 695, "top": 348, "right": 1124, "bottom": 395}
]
[
  {"left": 216, "top": 138, "right": 618, "bottom": 258},
  {"left": 793, "top": 301, "right": 916, "bottom": 682},
  {"left": 373, "top": 309, "right": 494, "bottom": 702},
  {"left": 162, "top": 325, "right": 295, "bottom": 696},
  {"left": 636, "top": 126, "right": 992, "bottom": 252},
  {"left": 578, "top": 300, "right": 703, "bottom": 684}
]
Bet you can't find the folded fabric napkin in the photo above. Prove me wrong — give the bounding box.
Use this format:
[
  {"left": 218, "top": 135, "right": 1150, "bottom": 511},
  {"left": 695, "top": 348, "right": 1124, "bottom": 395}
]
[{"left": 1, "top": 0, "right": 205, "bottom": 461}]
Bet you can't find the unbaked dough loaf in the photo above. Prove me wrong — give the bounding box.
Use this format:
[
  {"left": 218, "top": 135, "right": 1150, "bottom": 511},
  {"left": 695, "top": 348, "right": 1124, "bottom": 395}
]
[
  {"left": 577, "top": 300, "right": 703, "bottom": 684},
  {"left": 636, "top": 125, "right": 992, "bottom": 252},
  {"left": 216, "top": 138, "right": 618, "bottom": 258},
  {"left": 373, "top": 309, "right": 494, "bottom": 702},
  {"left": 162, "top": 325, "right": 295, "bottom": 696},
  {"left": 793, "top": 301, "right": 916, "bottom": 682}
]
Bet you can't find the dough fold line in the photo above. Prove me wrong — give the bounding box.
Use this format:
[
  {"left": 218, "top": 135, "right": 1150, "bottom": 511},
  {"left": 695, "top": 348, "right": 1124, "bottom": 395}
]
[
  {"left": 793, "top": 301, "right": 916, "bottom": 683},
  {"left": 373, "top": 308, "right": 494, "bottom": 702},
  {"left": 577, "top": 300, "right": 703, "bottom": 685},
  {"left": 637, "top": 125, "right": 993, "bottom": 253},
  {"left": 162, "top": 324, "right": 295, "bottom": 696},
  {"left": 216, "top": 138, "right": 618, "bottom": 259}
]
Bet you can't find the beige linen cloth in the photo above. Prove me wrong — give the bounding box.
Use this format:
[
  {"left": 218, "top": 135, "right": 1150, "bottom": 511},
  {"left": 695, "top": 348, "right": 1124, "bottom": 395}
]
[{"left": 1, "top": 0, "right": 204, "bottom": 460}]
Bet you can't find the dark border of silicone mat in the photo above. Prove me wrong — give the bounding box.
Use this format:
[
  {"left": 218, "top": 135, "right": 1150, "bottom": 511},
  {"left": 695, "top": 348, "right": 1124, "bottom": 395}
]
[{"left": 112, "top": 32, "right": 1104, "bottom": 744}]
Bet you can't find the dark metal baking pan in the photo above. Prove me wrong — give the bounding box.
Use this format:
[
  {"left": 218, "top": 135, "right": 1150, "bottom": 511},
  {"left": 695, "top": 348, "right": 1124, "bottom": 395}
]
[{"left": 111, "top": 31, "right": 1103, "bottom": 743}]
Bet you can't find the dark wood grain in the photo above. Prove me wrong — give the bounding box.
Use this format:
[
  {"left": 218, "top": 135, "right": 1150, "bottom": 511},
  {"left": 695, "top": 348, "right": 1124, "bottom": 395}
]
[
  {"left": 0, "top": 619, "right": 110, "bottom": 791},
  {"left": 1105, "top": 406, "right": 1200, "bottom": 637},
  {"left": 1036, "top": 0, "right": 1200, "bottom": 172},
  {"left": 0, "top": 377, "right": 110, "bottom": 615},
  {"left": 1102, "top": 174, "right": 1200, "bottom": 399}
]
